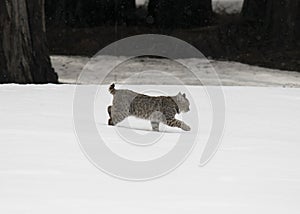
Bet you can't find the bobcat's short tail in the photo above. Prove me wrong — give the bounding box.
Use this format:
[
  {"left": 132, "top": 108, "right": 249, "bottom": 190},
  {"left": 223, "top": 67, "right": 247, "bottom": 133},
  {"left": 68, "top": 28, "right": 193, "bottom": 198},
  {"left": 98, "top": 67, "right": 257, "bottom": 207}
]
[{"left": 109, "top": 83, "right": 116, "bottom": 95}]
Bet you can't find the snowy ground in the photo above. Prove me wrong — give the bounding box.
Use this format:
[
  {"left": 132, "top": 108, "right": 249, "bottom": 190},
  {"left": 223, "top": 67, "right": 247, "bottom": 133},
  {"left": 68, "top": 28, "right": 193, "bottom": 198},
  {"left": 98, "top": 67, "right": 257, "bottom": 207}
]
[
  {"left": 1, "top": 83, "right": 300, "bottom": 213},
  {"left": 1, "top": 55, "right": 300, "bottom": 213},
  {"left": 136, "top": 0, "right": 244, "bottom": 14},
  {"left": 212, "top": 0, "right": 244, "bottom": 13},
  {"left": 52, "top": 55, "right": 300, "bottom": 87}
]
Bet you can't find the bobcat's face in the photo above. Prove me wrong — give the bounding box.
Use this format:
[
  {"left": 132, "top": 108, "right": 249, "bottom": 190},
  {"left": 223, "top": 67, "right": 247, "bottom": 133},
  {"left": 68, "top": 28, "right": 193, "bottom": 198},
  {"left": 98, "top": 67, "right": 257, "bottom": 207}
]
[{"left": 176, "top": 92, "right": 190, "bottom": 113}]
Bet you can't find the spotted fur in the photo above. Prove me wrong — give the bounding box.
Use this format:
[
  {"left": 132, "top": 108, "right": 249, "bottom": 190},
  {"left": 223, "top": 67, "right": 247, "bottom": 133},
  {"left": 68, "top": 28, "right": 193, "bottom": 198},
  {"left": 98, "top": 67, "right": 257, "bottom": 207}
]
[{"left": 108, "top": 83, "right": 191, "bottom": 131}]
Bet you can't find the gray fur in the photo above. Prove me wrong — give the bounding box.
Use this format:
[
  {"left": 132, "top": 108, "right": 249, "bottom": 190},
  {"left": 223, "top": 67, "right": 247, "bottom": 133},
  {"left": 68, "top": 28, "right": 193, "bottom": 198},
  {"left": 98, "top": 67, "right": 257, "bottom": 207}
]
[{"left": 108, "top": 83, "right": 191, "bottom": 131}]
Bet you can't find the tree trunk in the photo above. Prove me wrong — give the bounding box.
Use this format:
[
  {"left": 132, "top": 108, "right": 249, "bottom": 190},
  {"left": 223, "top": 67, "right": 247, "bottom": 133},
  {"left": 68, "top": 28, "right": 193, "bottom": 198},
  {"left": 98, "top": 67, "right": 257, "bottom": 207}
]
[
  {"left": 184, "top": 0, "right": 212, "bottom": 27},
  {"left": 0, "top": 0, "right": 58, "bottom": 83},
  {"left": 148, "top": 0, "right": 212, "bottom": 28},
  {"left": 242, "top": 0, "right": 300, "bottom": 46},
  {"left": 242, "top": 0, "right": 267, "bottom": 23}
]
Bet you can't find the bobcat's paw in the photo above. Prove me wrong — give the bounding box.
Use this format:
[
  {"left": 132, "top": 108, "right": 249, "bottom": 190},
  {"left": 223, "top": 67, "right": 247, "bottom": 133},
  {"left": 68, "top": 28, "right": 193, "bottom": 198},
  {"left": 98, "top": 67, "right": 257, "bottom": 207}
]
[{"left": 181, "top": 124, "right": 191, "bottom": 131}]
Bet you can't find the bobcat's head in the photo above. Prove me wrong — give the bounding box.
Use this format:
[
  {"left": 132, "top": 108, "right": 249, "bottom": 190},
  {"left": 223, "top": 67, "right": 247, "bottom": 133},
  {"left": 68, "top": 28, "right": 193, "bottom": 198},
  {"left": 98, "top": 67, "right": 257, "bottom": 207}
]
[{"left": 175, "top": 92, "right": 190, "bottom": 113}]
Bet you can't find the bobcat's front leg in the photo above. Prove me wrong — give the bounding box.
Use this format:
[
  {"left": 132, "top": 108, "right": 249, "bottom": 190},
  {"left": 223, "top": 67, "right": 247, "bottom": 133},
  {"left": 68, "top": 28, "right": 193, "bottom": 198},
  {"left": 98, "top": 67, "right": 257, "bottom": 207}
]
[
  {"left": 151, "top": 121, "right": 159, "bottom": 132},
  {"left": 166, "top": 118, "right": 191, "bottom": 131}
]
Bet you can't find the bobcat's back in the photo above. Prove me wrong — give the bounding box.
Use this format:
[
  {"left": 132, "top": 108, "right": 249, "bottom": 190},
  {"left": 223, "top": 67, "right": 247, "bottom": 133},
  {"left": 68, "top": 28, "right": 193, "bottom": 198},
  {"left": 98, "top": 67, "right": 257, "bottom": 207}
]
[{"left": 129, "top": 94, "right": 179, "bottom": 120}]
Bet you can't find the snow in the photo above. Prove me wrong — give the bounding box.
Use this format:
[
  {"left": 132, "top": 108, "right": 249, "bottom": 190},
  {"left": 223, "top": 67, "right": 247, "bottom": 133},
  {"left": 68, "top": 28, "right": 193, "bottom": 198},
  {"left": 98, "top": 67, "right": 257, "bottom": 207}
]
[
  {"left": 51, "top": 55, "right": 300, "bottom": 87},
  {"left": 1, "top": 54, "right": 300, "bottom": 212},
  {"left": 135, "top": 0, "right": 244, "bottom": 13},
  {"left": 213, "top": 0, "right": 244, "bottom": 13},
  {"left": 1, "top": 83, "right": 300, "bottom": 213}
]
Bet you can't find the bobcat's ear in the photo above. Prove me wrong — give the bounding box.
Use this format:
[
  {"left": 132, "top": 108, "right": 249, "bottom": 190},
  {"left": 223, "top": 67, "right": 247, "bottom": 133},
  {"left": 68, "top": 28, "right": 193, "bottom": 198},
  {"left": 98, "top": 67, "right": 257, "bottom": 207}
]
[
  {"left": 177, "top": 92, "right": 182, "bottom": 96},
  {"left": 183, "top": 93, "right": 186, "bottom": 98}
]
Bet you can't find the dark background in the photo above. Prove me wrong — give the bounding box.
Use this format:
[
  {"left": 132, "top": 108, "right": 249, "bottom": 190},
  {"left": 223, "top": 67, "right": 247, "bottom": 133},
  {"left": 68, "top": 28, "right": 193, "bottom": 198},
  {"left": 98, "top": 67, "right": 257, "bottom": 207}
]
[
  {"left": 1, "top": 0, "right": 299, "bottom": 83},
  {"left": 45, "top": 0, "right": 300, "bottom": 71}
]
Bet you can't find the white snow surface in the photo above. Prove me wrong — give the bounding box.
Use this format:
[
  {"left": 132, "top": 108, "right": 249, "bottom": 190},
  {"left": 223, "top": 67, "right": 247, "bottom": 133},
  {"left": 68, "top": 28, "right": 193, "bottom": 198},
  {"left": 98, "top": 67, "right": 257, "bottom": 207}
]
[
  {"left": 212, "top": 0, "right": 244, "bottom": 13},
  {"left": 51, "top": 55, "right": 300, "bottom": 87},
  {"left": 1, "top": 84, "right": 300, "bottom": 213}
]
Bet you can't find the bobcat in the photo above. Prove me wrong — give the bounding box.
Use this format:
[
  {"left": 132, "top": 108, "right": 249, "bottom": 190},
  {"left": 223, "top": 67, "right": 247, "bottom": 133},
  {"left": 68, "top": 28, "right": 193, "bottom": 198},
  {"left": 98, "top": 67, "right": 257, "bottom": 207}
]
[{"left": 107, "top": 83, "right": 191, "bottom": 132}]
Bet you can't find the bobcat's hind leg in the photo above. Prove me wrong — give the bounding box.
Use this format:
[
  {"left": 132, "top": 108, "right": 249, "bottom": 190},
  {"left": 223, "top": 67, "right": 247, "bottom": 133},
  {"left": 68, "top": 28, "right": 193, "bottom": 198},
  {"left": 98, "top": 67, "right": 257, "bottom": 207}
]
[
  {"left": 107, "top": 105, "right": 112, "bottom": 118},
  {"left": 111, "top": 114, "right": 127, "bottom": 126},
  {"left": 111, "top": 107, "right": 128, "bottom": 126},
  {"left": 108, "top": 105, "right": 113, "bottom": 126},
  {"left": 108, "top": 105, "right": 128, "bottom": 126},
  {"left": 108, "top": 118, "right": 114, "bottom": 126}
]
